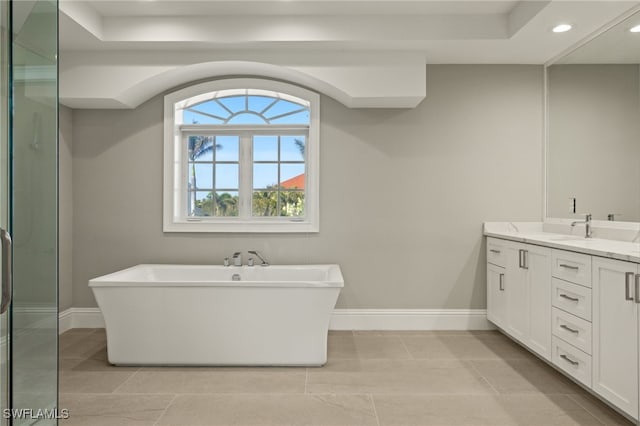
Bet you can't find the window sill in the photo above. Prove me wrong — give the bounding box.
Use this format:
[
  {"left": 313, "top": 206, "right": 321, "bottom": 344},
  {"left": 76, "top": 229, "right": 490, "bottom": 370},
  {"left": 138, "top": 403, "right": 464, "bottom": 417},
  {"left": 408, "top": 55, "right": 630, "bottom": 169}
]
[{"left": 163, "top": 219, "right": 319, "bottom": 233}]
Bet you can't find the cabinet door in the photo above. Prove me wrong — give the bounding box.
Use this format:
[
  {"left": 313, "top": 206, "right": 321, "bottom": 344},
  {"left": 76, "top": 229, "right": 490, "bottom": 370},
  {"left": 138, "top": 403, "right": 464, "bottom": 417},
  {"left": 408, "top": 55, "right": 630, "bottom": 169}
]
[
  {"left": 487, "top": 263, "right": 507, "bottom": 329},
  {"left": 505, "top": 242, "right": 527, "bottom": 343},
  {"left": 592, "top": 257, "right": 638, "bottom": 419},
  {"left": 525, "top": 245, "right": 552, "bottom": 360}
]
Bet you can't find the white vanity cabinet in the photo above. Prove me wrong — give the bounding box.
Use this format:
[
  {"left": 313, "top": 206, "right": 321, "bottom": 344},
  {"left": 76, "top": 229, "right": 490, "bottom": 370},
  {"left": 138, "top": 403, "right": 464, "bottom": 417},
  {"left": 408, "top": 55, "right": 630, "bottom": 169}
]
[
  {"left": 486, "top": 238, "right": 551, "bottom": 360},
  {"left": 485, "top": 224, "right": 640, "bottom": 422},
  {"left": 592, "top": 257, "right": 640, "bottom": 419}
]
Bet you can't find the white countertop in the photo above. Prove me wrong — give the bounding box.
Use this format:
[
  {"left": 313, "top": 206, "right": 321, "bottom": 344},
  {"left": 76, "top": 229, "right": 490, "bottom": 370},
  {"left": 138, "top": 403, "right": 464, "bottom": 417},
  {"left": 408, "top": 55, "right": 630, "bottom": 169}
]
[{"left": 484, "top": 222, "right": 640, "bottom": 264}]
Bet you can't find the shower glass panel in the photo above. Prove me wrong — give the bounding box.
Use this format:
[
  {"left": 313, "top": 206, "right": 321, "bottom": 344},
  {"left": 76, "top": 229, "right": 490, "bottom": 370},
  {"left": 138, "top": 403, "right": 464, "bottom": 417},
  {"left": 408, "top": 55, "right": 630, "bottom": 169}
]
[
  {"left": 12, "top": 0, "right": 58, "bottom": 423},
  {"left": 0, "top": 1, "right": 9, "bottom": 425}
]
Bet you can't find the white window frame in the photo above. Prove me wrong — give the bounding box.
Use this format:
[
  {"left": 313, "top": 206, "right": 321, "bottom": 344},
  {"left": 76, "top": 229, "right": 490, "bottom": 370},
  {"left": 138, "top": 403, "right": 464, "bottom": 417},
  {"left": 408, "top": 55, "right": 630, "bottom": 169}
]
[{"left": 163, "top": 78, "right": 320, "bottom": 233}]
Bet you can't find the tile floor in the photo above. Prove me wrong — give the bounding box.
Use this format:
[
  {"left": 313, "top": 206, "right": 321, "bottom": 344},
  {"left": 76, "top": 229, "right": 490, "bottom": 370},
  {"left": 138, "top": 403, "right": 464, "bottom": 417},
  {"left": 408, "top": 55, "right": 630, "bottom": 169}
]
[{"left": 59, "top": 329, "right": 633, "bottom": 426}]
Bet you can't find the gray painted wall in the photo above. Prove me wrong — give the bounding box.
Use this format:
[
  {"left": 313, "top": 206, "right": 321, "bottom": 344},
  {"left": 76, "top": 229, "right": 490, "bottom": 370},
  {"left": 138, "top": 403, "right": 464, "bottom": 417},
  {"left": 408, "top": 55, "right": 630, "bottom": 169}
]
[
  {"left": 71, "top": 65, "right": 544, "bottom": 309},
  {"left": 60, "top": 105, "right": 73, "bottom": 311},
  {"left": 547, "top": 64, "right": 640, "bottom": 222}
]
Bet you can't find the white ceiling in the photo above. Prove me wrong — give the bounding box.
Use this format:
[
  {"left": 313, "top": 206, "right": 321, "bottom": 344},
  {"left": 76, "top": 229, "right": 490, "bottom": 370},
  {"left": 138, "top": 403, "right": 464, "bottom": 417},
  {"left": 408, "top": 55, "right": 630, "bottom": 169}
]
[
  {"left": 58, "top": 0, "right": 640, "bottom": 108},
  {"left": 87, "top": 0, "right": 520, "bottom": 17},
  {"left": 59, "top": 0, "right": 640, "bottom": 62}
]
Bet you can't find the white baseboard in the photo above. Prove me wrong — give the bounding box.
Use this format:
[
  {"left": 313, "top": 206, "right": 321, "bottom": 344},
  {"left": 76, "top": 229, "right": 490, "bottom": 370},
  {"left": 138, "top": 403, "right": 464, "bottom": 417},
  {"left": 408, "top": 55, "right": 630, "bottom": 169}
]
[
  {"left": 58, "top": 308, "right": 73, "bottom": 333},
  {"left": 13, "top": 306, "right": 57, "bottom": 331},
  {"left": 58, "top": 308, "right": 105, "bottom": 334},
  {"left": 58, "top": 307, "right": 493, "bottom": 334},
  {"left": 331, "top": 309, "right": 493, "bottom": 330}
]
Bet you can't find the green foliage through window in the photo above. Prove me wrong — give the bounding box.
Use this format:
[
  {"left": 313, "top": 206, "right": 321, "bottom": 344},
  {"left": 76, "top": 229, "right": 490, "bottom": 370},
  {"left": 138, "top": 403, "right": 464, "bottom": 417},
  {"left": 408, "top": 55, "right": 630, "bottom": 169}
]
[
  {"left": 194, "top": 192, "right": 239, "bottom": 217},
  {"left": 252, "top": 189, "right": 305, "bottom": 217}
]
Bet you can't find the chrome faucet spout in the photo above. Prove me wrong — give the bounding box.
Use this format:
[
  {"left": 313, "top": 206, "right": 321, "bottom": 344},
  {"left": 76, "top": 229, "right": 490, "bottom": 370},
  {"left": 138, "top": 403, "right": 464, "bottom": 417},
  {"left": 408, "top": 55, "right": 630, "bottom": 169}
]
[
  {"left": 248, "top": 250, "right": 269, "bottom": 266},
  {"left": 570, "top": 214, "right": 592, "bottom": 239}
]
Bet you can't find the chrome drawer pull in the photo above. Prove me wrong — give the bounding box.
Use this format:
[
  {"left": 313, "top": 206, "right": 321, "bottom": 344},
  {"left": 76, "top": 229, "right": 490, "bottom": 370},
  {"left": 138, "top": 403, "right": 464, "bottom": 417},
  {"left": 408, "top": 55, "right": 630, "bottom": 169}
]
[
  {"left": 559, "top": 294, "right": 579, "bottom": 302},
  {"left": 635, "top": 274, "right": 640, "bottom": 304},
  {"left": 560, "top": 324, "right": 579, "bottom": 334},
  {"left": 518, "top": 249, "right": 523, "bottom": 268},
  {"left": 499, "top": 273, "right": 504, "bottom": 291},
  {"left": 489, "top": 249, "right": 501, "bottom": 254},
  {"left": 625, "top": 272, "right": 634, "bottom": 301},
  {"left": 559, "top": 264, "right": 579, "bottom": 270},
  {"left": 560, "top": 354, "right": 579, "bottom": 366}
]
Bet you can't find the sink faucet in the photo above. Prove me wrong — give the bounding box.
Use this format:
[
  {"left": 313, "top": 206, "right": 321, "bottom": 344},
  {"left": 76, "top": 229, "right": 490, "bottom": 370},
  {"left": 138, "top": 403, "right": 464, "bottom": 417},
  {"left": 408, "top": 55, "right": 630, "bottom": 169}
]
[
  {"left": 248, "top": 250, "right": 269, "bottom": 266},
  {"left": 232, "top": 252, "right": 242, "bottom": 266},
  {"left": 571, "top": 214, "right": 592, "bottom": 238}
]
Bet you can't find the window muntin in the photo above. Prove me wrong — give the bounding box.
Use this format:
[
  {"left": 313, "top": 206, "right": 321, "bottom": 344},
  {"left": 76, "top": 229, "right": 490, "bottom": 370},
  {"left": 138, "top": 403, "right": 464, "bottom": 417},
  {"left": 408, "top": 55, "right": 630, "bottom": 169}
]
[
  {"left": 187, "top": 135, "right": 240, "bottom": 217},
  {"left": 252, "top": 135, "right": 306, "bottom": 218},
  {"left": 164, "top": 79, "right": 319, "bottom": 233},
  {"left": 181, "top": 90, "right": 311, "bottom": 126}
]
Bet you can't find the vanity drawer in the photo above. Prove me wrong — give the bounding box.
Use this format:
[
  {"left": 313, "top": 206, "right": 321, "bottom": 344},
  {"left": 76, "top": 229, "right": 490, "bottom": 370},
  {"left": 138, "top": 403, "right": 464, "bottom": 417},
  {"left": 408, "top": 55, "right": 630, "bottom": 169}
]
[
  {"left": 552, "top": 250, "right": 592, "bottom": 288},
  {"left": 552, "top": 278, "right": 592, "bottom": 321},
  {"left": 552, "top": 336, "right": 592, "bottom": 388},
  {"left": 552, "top": 307, "right": 592, "bottom": 354},
  {"left": 487, "top": 238, "right": 506, "bottom": 268}
]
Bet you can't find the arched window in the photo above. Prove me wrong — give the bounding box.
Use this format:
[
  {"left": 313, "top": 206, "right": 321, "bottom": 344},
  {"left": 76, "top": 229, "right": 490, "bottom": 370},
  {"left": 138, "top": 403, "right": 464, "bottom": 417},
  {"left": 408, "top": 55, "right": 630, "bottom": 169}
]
[{"left": 163, "top": 79, "right": 319, "bottom": 233}]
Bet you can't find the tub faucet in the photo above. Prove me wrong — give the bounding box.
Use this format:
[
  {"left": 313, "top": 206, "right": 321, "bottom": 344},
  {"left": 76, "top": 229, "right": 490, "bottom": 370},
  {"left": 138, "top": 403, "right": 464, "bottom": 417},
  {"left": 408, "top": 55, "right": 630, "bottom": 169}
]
[
  {"left": 232, "top": 252, "right": 242, "bottom": 266},
  {"left": 571, "top": 214, "right": 592, "bottom": 238},
  {"left": 248, "top": 250, "right": 269, "bottom": 266}
]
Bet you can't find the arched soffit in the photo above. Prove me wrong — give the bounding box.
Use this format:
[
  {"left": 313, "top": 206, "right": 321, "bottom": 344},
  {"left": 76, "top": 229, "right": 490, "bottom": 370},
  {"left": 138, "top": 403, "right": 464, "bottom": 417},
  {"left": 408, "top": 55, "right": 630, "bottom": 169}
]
[{"left": 119, "top": 60, "right": 355, "bottom": 108}]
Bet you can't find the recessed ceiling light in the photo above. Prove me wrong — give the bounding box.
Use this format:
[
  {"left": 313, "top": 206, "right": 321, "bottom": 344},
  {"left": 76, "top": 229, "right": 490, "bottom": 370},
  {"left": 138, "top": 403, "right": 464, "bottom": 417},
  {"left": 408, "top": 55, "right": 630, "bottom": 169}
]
[
  {"left": 630, "top": 25, "right": 640, "bottom": 33},
  {"left": 553, "top": 24, "right": 572, "bottom": 33}
]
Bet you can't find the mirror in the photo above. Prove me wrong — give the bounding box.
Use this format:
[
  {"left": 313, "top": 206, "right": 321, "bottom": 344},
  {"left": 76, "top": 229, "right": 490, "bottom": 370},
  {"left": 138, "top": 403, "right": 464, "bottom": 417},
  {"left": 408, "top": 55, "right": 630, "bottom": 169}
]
[{"left": 546, "top": 11, "right": 640, "bottom": 222}]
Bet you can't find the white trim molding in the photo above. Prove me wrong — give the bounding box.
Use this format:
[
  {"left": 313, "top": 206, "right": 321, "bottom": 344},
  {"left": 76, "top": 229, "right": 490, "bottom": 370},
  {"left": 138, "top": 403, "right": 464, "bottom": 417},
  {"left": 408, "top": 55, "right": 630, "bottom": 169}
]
[
  {"left": 13, "top": 306, "right": 57, "bottom": 331},
  {"left": 330, "top": 309, "right": 493, "bottom": 331},
  {"left": 59, "top": 308, "right": 106, "bottom": 334},
  {"left": 59, "top": 307, "right": 493, "bottom": 334}
]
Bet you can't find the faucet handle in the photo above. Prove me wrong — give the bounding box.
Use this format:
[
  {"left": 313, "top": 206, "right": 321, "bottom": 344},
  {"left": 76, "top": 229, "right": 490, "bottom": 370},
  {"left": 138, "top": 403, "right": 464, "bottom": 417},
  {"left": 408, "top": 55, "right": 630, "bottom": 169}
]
[
  {"left": 223, "top": 257, "right": 230, "bottom": 267},
  {"left": 248, "top": 250, "right": 269, "bottom": 266}
]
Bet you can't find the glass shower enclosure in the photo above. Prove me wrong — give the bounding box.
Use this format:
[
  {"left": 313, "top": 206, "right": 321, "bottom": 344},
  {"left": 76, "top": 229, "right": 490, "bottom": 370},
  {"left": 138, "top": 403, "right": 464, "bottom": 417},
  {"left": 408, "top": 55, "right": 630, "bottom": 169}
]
[{"left": 1, "top": 0, "right": 58, "bottom": 424}]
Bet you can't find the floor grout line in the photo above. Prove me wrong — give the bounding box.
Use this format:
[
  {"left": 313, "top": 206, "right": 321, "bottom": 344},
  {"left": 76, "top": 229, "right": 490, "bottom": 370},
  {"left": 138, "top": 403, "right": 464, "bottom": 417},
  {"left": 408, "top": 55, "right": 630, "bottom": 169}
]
[
  {"left": 467, "top": 361, "right": 501, "bottom": 396},
  {"left": 398, "top": 336, "right": 414, "bottom": 360},
  {"left": 566, "top": 394, "right": 618, "bottom": 426},
  {"left": 152, "top": 394, "right": 178, "bottom": 426},
  {"left": 368, "top": 393, "right": 381, "bottom": 426},
  {"left": 479, "top": 376, "right": 501, "bottom": 397},
  {"left": 111, "top": 369, "right": 140, "bottom": 394},
  {"left": 304, "top": 368, "right": 309, "bottom": 394}
]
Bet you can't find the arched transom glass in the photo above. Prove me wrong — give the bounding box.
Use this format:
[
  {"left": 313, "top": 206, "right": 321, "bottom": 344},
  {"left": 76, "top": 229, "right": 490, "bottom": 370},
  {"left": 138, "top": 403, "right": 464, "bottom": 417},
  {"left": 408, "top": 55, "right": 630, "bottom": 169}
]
[{"left": 178, "top": 88, "right": 311, "bottom": 125}]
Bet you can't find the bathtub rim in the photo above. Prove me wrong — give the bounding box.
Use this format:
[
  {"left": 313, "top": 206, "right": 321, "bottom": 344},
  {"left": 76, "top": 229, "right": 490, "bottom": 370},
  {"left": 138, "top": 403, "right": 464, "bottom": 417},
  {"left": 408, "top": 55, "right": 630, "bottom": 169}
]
[{"left": 89, "top": 263, "right": 344, "bottom": 288}]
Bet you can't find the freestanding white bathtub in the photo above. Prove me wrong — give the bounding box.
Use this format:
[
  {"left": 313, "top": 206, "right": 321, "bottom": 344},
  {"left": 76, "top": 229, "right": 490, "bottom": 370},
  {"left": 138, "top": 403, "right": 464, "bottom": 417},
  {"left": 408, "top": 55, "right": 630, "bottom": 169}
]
[{"left": 89, "top": 264, "right": 343, "bottom": 366}]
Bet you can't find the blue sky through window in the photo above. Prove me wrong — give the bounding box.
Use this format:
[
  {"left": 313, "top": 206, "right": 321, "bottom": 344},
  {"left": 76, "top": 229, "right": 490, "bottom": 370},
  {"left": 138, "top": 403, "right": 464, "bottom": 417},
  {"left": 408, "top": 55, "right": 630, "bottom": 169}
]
[
  {"left": 190, "top": 136, "right": 305, "bottom": 191},
  {"left": 185, "top": 94, "right": 307, "bottom": 193},
  {"left": 184, "top": 95, "right": 309, "bottom": 125}
]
